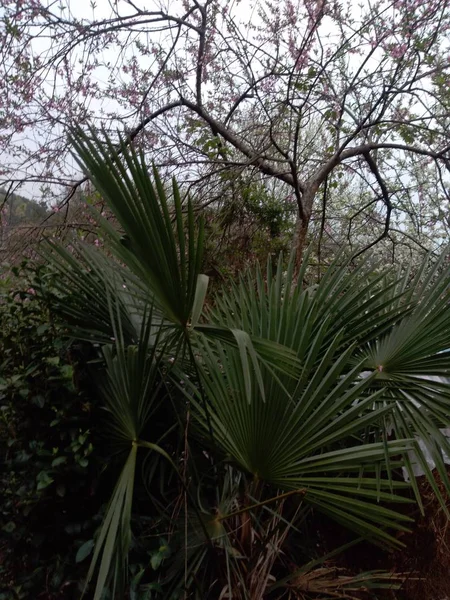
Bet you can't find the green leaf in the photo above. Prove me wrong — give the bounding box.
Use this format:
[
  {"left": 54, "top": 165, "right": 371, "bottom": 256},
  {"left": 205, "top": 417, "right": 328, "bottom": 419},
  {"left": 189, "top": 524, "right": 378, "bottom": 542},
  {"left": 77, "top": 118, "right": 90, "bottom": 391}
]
[
  {"left": 191, "top": 274, "right": 209, "bottom": 328},
  {"left": 85, "top": 445, "right": 137, "bottom": 600},
  {"left": 150, "top": 554, "right": 163, "bottom": 571},
  {"left": 32, "top": 394, "right": 46, "bottom": 408},
  {"left": 150, "top": 543, "right": 171, "bottom": 570},
  {"left": 37, "top": 324, "right": 49, "bottom": 335},
  {"left": 76, "top": 539, "right": 95, "bottom": 563},
  {"left": 36, "top": 471, "right": 54, "bottom": 490},
  {"left": 46, "top": 356, "right": 60, "bottom": 366}
]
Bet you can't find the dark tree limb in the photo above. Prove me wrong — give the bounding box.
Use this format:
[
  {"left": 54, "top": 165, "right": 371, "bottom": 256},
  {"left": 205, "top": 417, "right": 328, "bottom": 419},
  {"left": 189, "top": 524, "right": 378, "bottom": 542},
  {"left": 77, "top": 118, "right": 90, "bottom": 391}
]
[{"left": 351, "top": 151, "right": 392, "bottom": 259}]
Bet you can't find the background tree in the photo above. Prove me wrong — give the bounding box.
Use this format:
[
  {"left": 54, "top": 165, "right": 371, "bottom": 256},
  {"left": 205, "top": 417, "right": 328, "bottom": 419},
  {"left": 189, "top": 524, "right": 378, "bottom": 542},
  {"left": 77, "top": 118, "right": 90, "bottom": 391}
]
[{"left": 1, "top": 0, "right": 450, "bottom": 263}]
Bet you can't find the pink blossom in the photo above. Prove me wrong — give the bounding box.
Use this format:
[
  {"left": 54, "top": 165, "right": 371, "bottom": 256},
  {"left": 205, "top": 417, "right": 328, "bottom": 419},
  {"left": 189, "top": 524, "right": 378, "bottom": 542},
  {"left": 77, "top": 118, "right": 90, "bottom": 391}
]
[{"left": 390, "top": 44, "right": 407, "bottom": 59}]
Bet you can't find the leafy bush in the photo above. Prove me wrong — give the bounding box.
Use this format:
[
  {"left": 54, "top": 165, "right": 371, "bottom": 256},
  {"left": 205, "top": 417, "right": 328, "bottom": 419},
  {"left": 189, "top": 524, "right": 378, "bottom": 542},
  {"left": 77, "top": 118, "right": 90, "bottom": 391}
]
[{"left": 0, "top": 263, "right": 102, "bottom": 599}]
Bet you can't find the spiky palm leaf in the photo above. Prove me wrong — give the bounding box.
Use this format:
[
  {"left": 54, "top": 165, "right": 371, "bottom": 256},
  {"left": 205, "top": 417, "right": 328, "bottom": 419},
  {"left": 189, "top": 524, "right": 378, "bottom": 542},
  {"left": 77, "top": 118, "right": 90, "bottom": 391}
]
[
  {"left": 42, "top": 240, "right": 147, "bottom": 344},
  {"left": 211, "top": 252, "right": 450, "bottom": 511},
  {"left": 82, "top": 301, "right": 170, "bottom": 599},
  {"left": 187, "top": 335, "right": 413, "bottom": 545},
  {"left": 68, "top": 126, "right": 205, "bottom": 328}
]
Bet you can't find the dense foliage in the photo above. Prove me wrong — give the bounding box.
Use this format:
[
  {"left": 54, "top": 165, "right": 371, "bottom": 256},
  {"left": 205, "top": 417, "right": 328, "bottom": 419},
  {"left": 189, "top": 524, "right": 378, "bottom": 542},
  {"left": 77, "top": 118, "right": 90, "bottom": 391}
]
[
  {"left": 0, "top": 131, "right": 450, "bottom": 600},
  {"left": 0, "top": 264, "right": 104, "bottom": 598},
  {"left": 2, "top": 128, "right": 450, "bottom": 599},
  {"left": 3, "top": 2, "right": 450, "bottom": 596}
]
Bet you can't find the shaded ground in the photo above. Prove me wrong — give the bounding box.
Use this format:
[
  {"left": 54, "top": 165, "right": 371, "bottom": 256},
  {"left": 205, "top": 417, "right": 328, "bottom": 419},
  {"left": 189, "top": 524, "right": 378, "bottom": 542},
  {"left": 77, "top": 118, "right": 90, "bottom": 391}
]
[
  {"left": 389, "top": 472, "right": 450, "bottom": 600},
  {"left": 332, "top": 470, "right": 450, "bottom": 600}
]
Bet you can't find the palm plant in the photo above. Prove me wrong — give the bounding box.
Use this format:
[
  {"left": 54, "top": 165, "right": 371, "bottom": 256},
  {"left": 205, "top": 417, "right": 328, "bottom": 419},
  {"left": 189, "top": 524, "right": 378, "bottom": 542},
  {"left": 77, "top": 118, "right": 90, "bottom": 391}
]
[{"left": 39, "top": 127, "right": 450, "bottom": 599}]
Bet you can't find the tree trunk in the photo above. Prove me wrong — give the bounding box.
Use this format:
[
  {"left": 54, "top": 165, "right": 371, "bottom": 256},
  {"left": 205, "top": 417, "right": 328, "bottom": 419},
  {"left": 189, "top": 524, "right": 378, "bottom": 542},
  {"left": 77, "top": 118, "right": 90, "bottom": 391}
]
[{"left": 294, "top": 215, "right": 310, "bottom": 278}]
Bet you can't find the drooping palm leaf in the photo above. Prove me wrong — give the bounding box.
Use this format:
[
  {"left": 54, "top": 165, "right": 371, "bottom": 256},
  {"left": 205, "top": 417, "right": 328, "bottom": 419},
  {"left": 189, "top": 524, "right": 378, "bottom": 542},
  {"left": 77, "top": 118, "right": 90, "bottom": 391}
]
[
  {"left": 84, "top": 444, "right": 137, "bottom": 600},
  {"left": 41, "top": 240, "right": 147, "bottom": 344},
  {"left": 83, "top": 302, "right": 168, "bottom": 599}
]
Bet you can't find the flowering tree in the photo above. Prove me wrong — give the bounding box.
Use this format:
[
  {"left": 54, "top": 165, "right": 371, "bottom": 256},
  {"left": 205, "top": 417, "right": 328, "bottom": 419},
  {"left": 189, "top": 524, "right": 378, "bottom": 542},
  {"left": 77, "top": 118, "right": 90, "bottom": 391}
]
[{"left": 1, "top": 0, "right": 450, "bottom": 263}]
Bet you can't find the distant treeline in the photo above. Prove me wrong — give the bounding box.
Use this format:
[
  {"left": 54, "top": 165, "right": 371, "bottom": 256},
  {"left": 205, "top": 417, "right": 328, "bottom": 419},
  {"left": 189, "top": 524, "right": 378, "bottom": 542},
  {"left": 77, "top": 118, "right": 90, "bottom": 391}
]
[{"left": 0, "top": 188, "right": 49, "bottom": 226}]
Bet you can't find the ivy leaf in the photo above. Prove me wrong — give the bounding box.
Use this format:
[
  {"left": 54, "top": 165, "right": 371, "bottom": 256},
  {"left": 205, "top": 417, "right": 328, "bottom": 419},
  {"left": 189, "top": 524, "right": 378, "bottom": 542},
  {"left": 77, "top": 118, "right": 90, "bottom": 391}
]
[
  {"left": 36, "top": 470, "right": 54, "bottom": 490},
  {"left": 76, "top": 539, "right": 95, "bottom": 563}
]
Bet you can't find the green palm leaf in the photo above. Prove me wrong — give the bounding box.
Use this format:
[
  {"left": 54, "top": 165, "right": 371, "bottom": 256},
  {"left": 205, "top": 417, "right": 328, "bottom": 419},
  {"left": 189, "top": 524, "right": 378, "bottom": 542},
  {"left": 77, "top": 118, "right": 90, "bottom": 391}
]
[
  {"left": 83, "top": 304, "right": 167, "bottom": 598},
  {"left": 42, "top": 240, "right": 147, "bottom": 344},
  {"left": 212, "top": 251, "right": 450, "bottom": 512},
  {"left": 187, "top": 336, "right": 413, "bottom": 544},
  {"left": 68, "top": 126, "right": 204, "bottom": 327},
  {"left": 39, "top": 129, "right": 450, "bottom": 598},
  {"left": 356, "top": 252, "right": 450, "bottom": 508}
]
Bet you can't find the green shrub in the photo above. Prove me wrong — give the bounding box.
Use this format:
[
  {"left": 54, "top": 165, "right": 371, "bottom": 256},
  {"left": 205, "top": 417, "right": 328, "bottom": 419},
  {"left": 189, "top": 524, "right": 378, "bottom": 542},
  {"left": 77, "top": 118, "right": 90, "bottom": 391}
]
[{"left": 0, "top": 263, "right": 102, "bottom": 599}]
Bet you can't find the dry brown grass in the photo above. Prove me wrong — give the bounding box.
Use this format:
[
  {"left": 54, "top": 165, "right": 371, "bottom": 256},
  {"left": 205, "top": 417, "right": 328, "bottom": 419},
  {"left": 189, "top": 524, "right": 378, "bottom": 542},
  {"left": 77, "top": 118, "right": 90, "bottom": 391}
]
[{"left": 388, "top": 470, "right": 450, "bottom": 600}]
